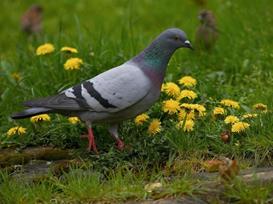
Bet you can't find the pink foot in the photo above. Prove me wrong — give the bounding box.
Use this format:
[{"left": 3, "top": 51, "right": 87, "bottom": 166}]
[{"left": 116, "top": 139, "right": 125, "bottom": 151}]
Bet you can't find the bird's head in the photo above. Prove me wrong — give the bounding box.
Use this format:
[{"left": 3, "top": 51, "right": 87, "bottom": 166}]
[
  {"left": 198, "top": 10, "right": 215, "bottom": 25},
  {"left": 158, "top": 28, "right": 193, "bottom": 50},
  {"left": 30, "top": 4, "right": 43, "bottom": 13}
]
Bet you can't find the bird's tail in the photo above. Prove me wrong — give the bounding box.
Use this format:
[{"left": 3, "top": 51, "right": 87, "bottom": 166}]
[{"left": 11, "top": 107, "right": 51, "bottom": 119}]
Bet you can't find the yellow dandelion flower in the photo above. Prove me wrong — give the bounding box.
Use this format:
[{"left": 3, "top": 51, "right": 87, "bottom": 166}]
[
  {"left": 192, "top": 104, "right": 206, "bottom": 116},
  {"left": 231, "top": 122, "right": 250, "bottom": 133},
  {"left": 64, "top": 58, "right": 83, "bottom": 70},
  {"left": 178, "top": 109, "right": 195, "bottom": 121},
  {"left": 61, "top": 46, "right": 78, "bottom": 53},
  {"left": 178, "top": 76, "right": 197, "bottom": 87},
  {"left": 253, "top": 103, "right": 267, "bottom": 113},
  {"left": 213, "top": 107, "right": 225, "bottom": 115},
  {"left": 161, "top": 82, "right": 180, "bottom": 97},
  {"left": 30, "top": 114, "right": 51, "bottom": 123},
  {"left": 220, "top": 99, "right": 240, "bottom": 109},
  {"left": 7, "top": 126, "right": 26, "bottom": 137},
  {"left": 36, "top": 43, "right": 55, "bottom": 55},
  {"left": 242, "top": 113, "right": 257, "bottom": 119},
  {"left": 177, "top": 119, "right": 194, "bottom": 132},
  {"left": 224, "top": 115, "right": 239, "bottom": 124},
  {"left": 148, "top": 119, "right": 161, "bottom": 135},
  {"left": 68, "top": 117, "right": 80, "bottom": 124},
  {"left": 177, "top": 90, "right": 197, "bottom": 100},
  {"left": 134, "top": 113, "right": 149, "bottom": 125},
  {"left": 180, "top": 103, "right": 193, "bottom": 110},
  {"left": 11, "top": 72, "right": 21, "bottom": 81},
  {"left": 184, "top": 120, "right": 195, "bottom": 132},
  {"left": 162, "top": 99, "right": 180, "bottom": 115},
  {"left": 181, "top": 103, "right": 206, "bottom": 116}
]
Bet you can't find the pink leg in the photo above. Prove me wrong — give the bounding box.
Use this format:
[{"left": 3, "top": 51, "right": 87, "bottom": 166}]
[
  {"left": 87, "top": 128, "right": 98, "bottom": 154},
  {"left": 108, "top": 124, "right": 125, "bottom": 151}
]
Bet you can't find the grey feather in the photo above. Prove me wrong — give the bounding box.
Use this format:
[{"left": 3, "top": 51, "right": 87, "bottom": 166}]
[
  {"left": 11, "top": 107, "right": 51, "bottom": 119},
  {"left": 64, "top": 63, "right": 152, "bottom": 114},
  {"left": 24, "top": 93, "right": 89, "bottom": 111}
]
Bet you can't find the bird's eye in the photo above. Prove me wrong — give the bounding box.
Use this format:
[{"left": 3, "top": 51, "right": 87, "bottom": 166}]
[{"left": 174, "top": 36, "right": 179, "bottom": 41}]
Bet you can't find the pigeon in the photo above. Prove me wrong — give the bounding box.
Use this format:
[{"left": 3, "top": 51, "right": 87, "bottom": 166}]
[
  {"left": 195, "top": 10, "right": 218, "bottom": 50},
  {"left": 21, "top": 4, "right": 43, "bottom": 35},
  {"left": 11, "top": 28, "right": 192, "bottom": 153}
]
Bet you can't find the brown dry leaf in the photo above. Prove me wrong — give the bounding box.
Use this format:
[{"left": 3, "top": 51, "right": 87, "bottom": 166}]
[
  {"left": 219, "top": 158, "right": 240, "bottom": 180},
  {"left": 203, "top": 159, "right": 225, "bottom": 172}
]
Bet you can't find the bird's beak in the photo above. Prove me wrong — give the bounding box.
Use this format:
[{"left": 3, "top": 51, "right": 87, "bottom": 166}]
[{"left": 184, "top": 40, "right": 193, "bottom": 50}]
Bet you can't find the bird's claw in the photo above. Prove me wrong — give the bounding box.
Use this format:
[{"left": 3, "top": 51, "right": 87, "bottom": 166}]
[
  {"left": 116, "top": 139, "right": 125, "bottom": 151},
  {"left": 87, "top": 145, "right": 99, "bottom": 154}
]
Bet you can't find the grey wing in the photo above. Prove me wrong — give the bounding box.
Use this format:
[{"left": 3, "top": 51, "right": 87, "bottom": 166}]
[
  {"left": 64, "top": 63, "right": 152, "bottom": 113},
  {"left": 24, "top": 93, "right": 90, "bottom": 111}
]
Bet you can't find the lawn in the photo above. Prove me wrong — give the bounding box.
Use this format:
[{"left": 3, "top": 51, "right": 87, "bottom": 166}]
[{"left": 0, "top": 0, "right": 273, "bottom": 203}]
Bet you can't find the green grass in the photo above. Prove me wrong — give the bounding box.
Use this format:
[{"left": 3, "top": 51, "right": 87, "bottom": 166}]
[
  {"left": 223, "top": 178, "right": 273, "bottom": 203},
  {"left": 1, "top": 168, "right": 273, "bottom": 203},
  {"left": 0, "top": 168, "right": 198, "bottom": 203},
  {"left": 0, "top": 0, "right": 273, "bottom": 202}
]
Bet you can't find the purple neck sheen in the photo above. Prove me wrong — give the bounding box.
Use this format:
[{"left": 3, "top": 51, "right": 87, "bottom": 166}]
[{"left": 130, "top": 36, "right": 178, "bottom": 86}]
